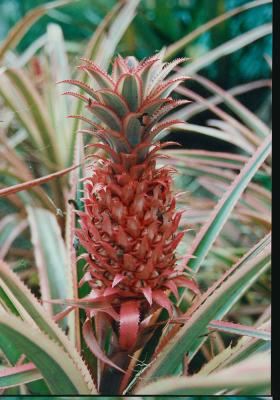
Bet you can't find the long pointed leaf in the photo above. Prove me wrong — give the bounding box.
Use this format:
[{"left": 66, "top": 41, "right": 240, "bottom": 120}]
[
  {"left": 27, "top": 207, "right": 68, "bottom": 324},
  {"left": 164, "top": 0, "right": 271, "bottom": 59},
  {"left": 133, "top": 234, "right": 270, "bottom": 384},
  {"left": 186, "top": 135, "right": 271, "bottom": 272},
  {"left": 136, "top": 352, "right": 270, "bottom": 395},
  {"left": 0, "top": 0, "right": 73, "bottom": 61},
  {"left": 0, "top": 261, "right": 97, "bottom": 393},
  {"left": 177, "top": 23, "right": 272, "bottom": 76},
  {"left": 0, "top": 363, "right": 41, "bottom": 389},
  {"left": 0, "top": 164, "right": 78, "bottom": 198},
  {"left": 0, "top": 314, "right": 94, "bottom": 394}
]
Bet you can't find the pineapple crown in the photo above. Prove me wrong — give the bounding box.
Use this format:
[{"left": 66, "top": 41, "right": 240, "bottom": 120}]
[{"left": 60, "top": 53, "right": 190, "bottom": 168}]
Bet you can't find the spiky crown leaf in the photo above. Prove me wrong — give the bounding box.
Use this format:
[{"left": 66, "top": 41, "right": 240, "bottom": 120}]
[{"left": 61, "top": 54, "right": 190, "bottom": 167}]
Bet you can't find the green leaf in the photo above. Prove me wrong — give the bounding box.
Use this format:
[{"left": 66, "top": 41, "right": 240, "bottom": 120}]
[
  {"left": 46, "top": 23, "right": 72, "bottom": 165},
  {"left": 0, "top": 0, "right": 73, "bottom": 61},
  {"left": 64, "top": 132, "right": 84, "bottom": 352},
  {"left": 136, "top": 352, "right": 270, "bottom": 395},
  {"left": 0, "top": 363, "right": 41, "bottom": 389},
  {"left": 4, "top": 68, "right": 60, "bottom": 165},
  {"left": 172, "top": 123, "right": 253, "bottom": 153},
  {"left": 123, "top": 113, "right": 143, "bottom": 146},
  {"left": 88, "top": 103, "right": 121, "bottom": 131},
  {"left": 0, "top": 214, "right": 27, "bottom": 259},
  {"left": 96, "top": 89, "right": 129, "bottom": 118},
  {"left": 164, "top": 0, "right": 272, "bottom": 59},
  {"left": 177, "top": 23, "right": 272, "bottom": 77},
  {"left": 194, "top": 74, "right": 270, "bottom": 139},
  {"left": 186, "top": 134, "right": 271, "bottom": 273},
  {"left": 0, "top": 260, "right": 97, "bottom": 393},
  {"left": 198, "top": 320, "right": 271, "bottom": 376},
  {"left": 0, "top": 164, "right": 78, "bottom": 199},
  {"left": 116, "top": 74, "right": 142, "bottom": 112},
  {"left": 0, "top": 314, "right": 94, "bottom": 394},
  {"left": 134, "top": 234, "right": 270, "bottom": 384},
  {"left": 27, "top": 207, "right": 68, "bottom": 324},
  {"left": 208, "top": 320, "right": 271, "bottom": 341}
]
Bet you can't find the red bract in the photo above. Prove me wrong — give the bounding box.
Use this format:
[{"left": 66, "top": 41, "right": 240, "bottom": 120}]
[{"left": 63, "top": 54, "right": 199, "bottom": 356}]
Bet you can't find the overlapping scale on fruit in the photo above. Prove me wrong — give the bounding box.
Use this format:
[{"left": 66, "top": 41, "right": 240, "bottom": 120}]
[
  {"left": 75, "top": 158, "right": 198, "bottom": 311},
  {"left": 61, "top": 54, "right": 190, "bottom": 166}
]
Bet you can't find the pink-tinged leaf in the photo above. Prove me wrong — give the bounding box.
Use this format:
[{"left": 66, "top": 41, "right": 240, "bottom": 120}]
[
  {"left": 0, "top": 164, "right": 79, "bottom": 198},
  {"left": 86, "top": 143, "right": 120, "bottom": 162},
  {"left": 53, "top": 306, "right": 75, "bottom": 323},
  {"left": 163, "top": 280, "right": 179, "bottom": 301},
  {"left": 42, "top": 297, "right": 114, "bottom": 310},
  {"left": 112, "top": 274, "right": 125, "bottom": 288},
  {"left": 136, "top": 55, "right": 160, "bottom": 75},
  {"left": 61, "top": 91, "right": 89, "bottom": 103},
  {"left": 58, "top": 79, "right": 98, "bottom": 99},
  {"left": 95, "top": 88, "right": 129, "bottom": 117},
  {"left": 83, "top": 318, "right": 125, "bottom": 373},
  {"left": 186, "top": 134, "right": 271, "bottom": 273},
  {"left": 0, "top": 361, "right": 40, "bottom": 388},
  {"left": 67, "top": 114, "right": 104, "bottom": 130},
  {"left": 112, "top": 55, "right": 129, "bottom": 81},
  {"left": 150, "top": 119, "right": 184, "bottom": 142},
  {"left": 103, "top": 287, "right": 120, "bottom": 297},
  {"left": 139, "top": 97, "right": 172, "bottom": 115},
  {"left": 149, "top": 76, "right": 189, "bottom": 99},
  {"left": 0, "top": 362, "right": 36, "bottom": 377},
  {"left": 152, "top": 290, "right": 173, "bottom": 316},
  {"left": 87, "top": 102, "right": 121, "bottom": 131},
  {"left": 208, "top": 320, "right": 271, "bottom": 341},
  {"left": 141, "top": 287, "right": 153, "bottom": 305},
  {"left": 119, "top": 300, "right": 140, "bottom": 350},
  {"left": 173, "top": 276, "right": 200, "bottom": 295},
  {"left": 78, "top": 271, "right": 93, "bottom": 288},
  {"left": 78, "top": 61, "right": 115, "bottom": 89},
  {"left": 146, "top": 99, "right": 190, "bottom": 131},
  {"left": 148, "top": 57, "right": 189, "bottom": 91}
]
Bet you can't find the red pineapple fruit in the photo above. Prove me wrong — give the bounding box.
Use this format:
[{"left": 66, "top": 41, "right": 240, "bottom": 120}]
[{"left": 62, "top": 53, "right": 199, "bottom": 356}]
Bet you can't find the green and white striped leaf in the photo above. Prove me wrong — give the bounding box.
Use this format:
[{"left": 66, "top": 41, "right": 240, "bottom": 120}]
[
  {"left": 136, "top": 352, "right": 270, "bottom": 395},
  {"left": 2, "top": 68, "right": 60, "bottom": 165},
  {"left": 186, "top": 134, "right": 271, "bottom": 273},
  {"left": 0, "top": 313, "right": 94, "bottom": 394},
  {"left": 193, "top": 74, "right": 270, "bottom": 139},
  {"left": 45, "top": 22, "right": 72, "bottom": 165},
  {"left": 0, "top": 363, "right": 41, "bottom": 389},
  {"left": 177, "top": 23, "right": 272, "bottom": 77},
  {"left": 96, "top": 89, "right": 129, "bottom": 117},
  {"left": 0, "top": 260, "right": 97, "bottom": 393},
  {"left": 0, "top": 0, "right": 72, "bottom": 61},
  {"left": 88, "top": 103, "right": 121, "bottom": 131},
  {"left": 208, "top": 320, "right": 271, "bottom": 341},
  {"left": 27, "top": 207, "right": 68, "bottom": 324},
  {"left": 198, "top": 320, "right": 271, "bottom": 376},
  {"left": 134, "top": 234, "right": 270, "bottom": 385}
]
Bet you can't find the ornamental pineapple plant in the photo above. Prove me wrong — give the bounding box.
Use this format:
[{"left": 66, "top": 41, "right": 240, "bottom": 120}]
[{"left": 61, "top": 53, "right": 199, "bottom": 372}]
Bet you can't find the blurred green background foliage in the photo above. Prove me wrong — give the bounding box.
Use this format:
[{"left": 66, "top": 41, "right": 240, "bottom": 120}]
[
  {"left": 0, "top": 0, "right": 272, "bottom": 86},
  {"left": 0, "top": 0, "right": 272, "bottom": 153}
]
